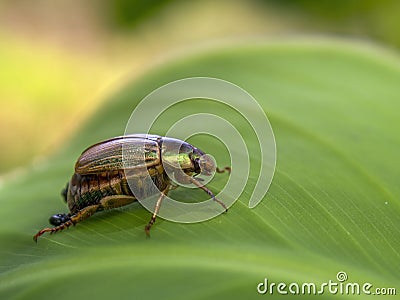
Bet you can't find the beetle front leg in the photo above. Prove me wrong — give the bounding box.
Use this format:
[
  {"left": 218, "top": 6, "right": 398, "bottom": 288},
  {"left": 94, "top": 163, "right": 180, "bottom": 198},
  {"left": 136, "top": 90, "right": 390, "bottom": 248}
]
[
  {"left": 190, "top": 178, "right": 228, "bottom": 212},
  {"left": 145, "top": 186, "right": 169, "bottom": 237},
  {"left": 33, "top": 205, "right": 99, "bottom": 242}
]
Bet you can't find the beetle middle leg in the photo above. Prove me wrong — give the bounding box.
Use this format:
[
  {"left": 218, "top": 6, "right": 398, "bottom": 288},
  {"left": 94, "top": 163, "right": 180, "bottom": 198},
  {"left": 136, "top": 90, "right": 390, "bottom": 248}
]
[
  {"left": 99, "top": 194, "right": 168, "bottom": 237},
  {"left": 145, "top": 186, "right": 169, "bottom": 237}
]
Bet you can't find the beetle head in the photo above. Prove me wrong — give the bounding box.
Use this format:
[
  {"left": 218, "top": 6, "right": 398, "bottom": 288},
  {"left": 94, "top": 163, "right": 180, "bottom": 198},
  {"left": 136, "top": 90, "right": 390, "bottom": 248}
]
[
  {"left": 192, "top": 149, "right": 216, "bottom": 176},
  {"left": 49, "top": 213, "right": 70, "bottom": 226}
]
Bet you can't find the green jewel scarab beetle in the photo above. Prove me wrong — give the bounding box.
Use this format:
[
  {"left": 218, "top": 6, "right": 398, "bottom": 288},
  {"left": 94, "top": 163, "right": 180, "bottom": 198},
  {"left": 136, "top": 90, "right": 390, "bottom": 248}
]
[{"left": 33, "top": 134, "right": 230, "bottom": 242}]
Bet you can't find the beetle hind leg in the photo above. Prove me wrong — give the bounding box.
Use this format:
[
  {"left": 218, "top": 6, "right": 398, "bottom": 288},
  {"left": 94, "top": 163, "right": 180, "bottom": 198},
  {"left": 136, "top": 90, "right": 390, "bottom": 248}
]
[
  {"left": 33, "top": 220, "right": 74, "bottom": 242},
  {"left": 33, "top": 205, "right": 99, "bottom": 242},
  {"left": 98, "top": 195, "right": 136, "bottom": 209}
]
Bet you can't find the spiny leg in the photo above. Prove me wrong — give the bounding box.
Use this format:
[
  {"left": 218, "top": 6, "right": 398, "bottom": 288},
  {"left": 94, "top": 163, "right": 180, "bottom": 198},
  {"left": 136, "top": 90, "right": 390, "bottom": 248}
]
[
  {"left": 33, "top": 205, "right": 99, "bottom": 242},
  {"left": 190, "top": 177, "right": 228, "bottom": 212},
  {"left": 99, "top": 195, "right": 136, "bottom": 209},
  {"left": 34, "top": 196, "right": 138, "bottom": 242},
  {"left": 145, "top": 186, "right": 169, "bottom": 237}
]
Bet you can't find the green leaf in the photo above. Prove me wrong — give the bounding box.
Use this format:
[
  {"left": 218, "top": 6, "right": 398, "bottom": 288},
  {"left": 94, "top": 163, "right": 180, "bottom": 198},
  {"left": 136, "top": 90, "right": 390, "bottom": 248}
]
[{"left": 1, "top": 40, "right": 399, "bottom": 299}]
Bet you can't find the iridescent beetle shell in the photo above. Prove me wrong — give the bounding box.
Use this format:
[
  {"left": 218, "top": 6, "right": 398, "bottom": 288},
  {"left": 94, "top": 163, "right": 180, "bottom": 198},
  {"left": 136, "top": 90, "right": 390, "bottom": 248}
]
[{"left": 33, "top": 134, "right": 230, "bottom": 242}]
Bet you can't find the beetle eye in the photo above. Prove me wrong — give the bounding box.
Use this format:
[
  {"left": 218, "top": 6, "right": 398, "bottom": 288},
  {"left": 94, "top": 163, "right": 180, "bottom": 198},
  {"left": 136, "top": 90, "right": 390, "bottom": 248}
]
[
  {"left": 49, "top": 213, "right": 70, "bottom": 226},
  {"left": 194, "top": 158, "right": 201, "bottom": 173}
]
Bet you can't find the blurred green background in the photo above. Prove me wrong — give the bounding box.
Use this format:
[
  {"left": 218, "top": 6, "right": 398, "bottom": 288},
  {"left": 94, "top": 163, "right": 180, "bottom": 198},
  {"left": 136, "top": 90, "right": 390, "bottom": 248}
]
[
  {"left": 1, "top": 1, "right": 400, "bottom": 299},
  {"left": 1, "top": 0, "right": 400, "bottom": 175}
]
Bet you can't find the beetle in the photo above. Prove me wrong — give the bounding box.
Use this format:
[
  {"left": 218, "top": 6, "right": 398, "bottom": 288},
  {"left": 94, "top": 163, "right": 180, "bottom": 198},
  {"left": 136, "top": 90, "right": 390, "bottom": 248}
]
[{"left": 33, "top": 134, "right": 230, "bottom": 242}]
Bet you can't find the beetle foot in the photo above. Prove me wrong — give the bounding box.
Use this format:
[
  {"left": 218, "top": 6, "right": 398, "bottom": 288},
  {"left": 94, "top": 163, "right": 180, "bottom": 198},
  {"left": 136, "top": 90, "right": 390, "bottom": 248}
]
[
  {"left": 33, "top": 220, "right": 74, "bottom": 242},
  {"left": 213, "top": 197, "right": 228, "bottom": 213},
  {"left": 144, "top": 225, "right": 151, "bottom": 238},
  {"left": 145, "top": 219, "right": 155, "bottom": 238}
]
